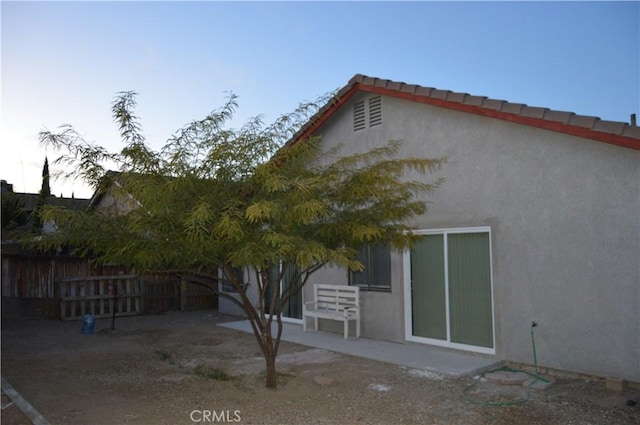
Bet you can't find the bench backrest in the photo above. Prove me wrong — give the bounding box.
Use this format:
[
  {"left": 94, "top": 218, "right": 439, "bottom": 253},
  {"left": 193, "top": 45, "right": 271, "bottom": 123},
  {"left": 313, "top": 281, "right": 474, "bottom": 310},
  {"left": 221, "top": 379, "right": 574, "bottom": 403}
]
[{"left": 313, "top": 284, "right": 359, "bottom": 310}]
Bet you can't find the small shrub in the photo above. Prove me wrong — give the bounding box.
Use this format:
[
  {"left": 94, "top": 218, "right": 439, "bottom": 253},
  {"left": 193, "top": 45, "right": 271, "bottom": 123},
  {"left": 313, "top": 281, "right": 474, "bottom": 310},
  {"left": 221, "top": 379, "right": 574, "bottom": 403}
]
[
  {"left": 194, "top": 365, "right": 234, "bottom": 381},
  {"left": 155, "top": 350, "right": 175, "bottom": 365}
]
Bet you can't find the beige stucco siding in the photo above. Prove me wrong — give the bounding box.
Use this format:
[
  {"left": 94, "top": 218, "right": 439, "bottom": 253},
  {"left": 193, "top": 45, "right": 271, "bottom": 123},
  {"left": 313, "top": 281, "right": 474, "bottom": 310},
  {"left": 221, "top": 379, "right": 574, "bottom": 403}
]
[{"left": 307, "top": 92, "right": 639, "bottom": 382}]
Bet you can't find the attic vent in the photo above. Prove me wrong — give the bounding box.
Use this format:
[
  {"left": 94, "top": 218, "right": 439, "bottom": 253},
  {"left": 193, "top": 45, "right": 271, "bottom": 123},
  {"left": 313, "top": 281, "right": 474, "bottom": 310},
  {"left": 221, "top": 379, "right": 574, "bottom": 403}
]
[
  {"left": 369, "top": 96, "right": 382, "bottom": 127},
  {"left": 353, "top": 100, "right": 366, "bottom": 131}
]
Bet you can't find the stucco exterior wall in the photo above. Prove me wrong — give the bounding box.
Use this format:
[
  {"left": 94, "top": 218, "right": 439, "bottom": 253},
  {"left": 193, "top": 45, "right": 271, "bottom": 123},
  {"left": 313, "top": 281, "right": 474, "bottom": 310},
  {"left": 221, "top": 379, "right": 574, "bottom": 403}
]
[
  {"left": 217, "top": 288, "right": 248, "bottom": 318},
  {"left": 303, "top": 256, "right": 405, "bottom": 341},
  {"left": 92, "top": 186, "right": 140, "bottom": 215},
  {"left": 307, "top": 92, "right": 640, "bottom": 382}
]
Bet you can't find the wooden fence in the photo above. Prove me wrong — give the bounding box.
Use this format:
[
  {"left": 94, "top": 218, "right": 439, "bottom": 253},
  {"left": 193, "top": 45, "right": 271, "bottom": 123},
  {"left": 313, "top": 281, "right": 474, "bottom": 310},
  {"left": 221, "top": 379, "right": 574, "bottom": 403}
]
[
  {"left": 1, "top": 252, "right": 129, "bottom": 299},
  {"left": 142, "top": 277, "right": 180, "bottom": 314},
  {"left": 2, "top": 249, "right": 219, "bottom": 319},
  {"left": 180, "top": 276, "right": 218, "bottom": 311},
  {"left": 59, "top": 275, "right": 141, "bottom": 321},
  {"left": 143, "top": 275, "right": 218, "bottom": 314},
  {"left": 1, "top": 250, "right": 131, "bottom": 319}
]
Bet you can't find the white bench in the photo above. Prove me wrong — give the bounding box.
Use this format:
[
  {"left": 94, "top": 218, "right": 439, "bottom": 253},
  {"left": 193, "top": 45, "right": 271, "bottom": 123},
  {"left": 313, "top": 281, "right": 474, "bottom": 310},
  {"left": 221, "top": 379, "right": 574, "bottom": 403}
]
[{"left": 303, "top": 284, "right": 360, "bottom": 340}]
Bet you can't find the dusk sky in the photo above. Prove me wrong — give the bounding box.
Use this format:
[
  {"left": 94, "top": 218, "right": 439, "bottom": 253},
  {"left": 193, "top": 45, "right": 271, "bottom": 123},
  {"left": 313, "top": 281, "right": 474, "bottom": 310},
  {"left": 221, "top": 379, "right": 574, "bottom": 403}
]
[{"left": 2, "top": 1, "right": 638, "bottom": 199}]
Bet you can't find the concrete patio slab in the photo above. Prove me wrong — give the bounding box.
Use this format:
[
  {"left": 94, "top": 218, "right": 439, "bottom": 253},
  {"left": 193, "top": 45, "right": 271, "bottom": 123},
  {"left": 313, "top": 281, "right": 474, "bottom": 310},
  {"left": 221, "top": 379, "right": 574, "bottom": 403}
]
[{"left": 218, "top": 320, "right": 501, "bottom": 377}]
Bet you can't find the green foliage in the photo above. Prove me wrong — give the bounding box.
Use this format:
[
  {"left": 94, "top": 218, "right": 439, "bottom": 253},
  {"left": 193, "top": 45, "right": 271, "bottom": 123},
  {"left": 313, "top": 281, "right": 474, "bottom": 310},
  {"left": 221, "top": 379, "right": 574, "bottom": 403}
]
[
  {"left": 1, "top": 190, "right": 29, "bottom": 231},
  {"left": 37, "top": 90, "right": 444, "bottom": 388},
  {"left": 33, "top": 156, "right": 52, "bottom": 232},
  {"left": 194, "top": 365, "right": 235, "bottom": 381},
  {"left": 40, "top": 157, "right": 51, "bottom": 198},
  {"left": 154, "top": 350, "right": 175, "bottom": 365}
]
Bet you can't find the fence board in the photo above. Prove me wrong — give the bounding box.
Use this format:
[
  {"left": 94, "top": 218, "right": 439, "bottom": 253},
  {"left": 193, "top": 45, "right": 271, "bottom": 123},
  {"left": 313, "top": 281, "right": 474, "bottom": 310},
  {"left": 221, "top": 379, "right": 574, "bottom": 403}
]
[
  {"left": 3, "top": 249, "right": 219, "bottom": 318},
  {"left": 59, "top": 276, "right": 141, "bottom": 321},
  {"left": 142, "top": 277, "right": 180, "bottom": 314},
  {"left": 181, "top": 278, "right": 218, "bottom": 311}
]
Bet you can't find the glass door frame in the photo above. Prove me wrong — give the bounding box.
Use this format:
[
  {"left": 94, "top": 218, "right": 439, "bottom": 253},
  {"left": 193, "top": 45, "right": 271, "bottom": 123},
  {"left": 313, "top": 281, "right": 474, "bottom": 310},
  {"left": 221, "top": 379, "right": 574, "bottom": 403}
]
[{"left": 403, "top": 226, "right": 496, "bottom": 355}]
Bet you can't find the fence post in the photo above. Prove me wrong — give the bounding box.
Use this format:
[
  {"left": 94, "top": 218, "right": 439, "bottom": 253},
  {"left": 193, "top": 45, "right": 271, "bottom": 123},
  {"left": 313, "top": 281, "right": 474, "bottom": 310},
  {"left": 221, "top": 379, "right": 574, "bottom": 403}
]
[
  {"left": 111, "top": 282, "right": 118, "bottom": 330},
  {"left": 180, "top": 278, "right": 187, "bottom": 311},
  {"left": 139, "top": 278, "right": 145, "bottom": 315},
  {"left": 59, "top": 280, "right": 65, "bottom": 320}
]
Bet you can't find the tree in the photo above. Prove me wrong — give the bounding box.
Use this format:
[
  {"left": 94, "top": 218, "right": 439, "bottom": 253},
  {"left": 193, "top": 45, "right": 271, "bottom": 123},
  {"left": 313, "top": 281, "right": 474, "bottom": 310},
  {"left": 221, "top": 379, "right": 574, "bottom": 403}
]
[
  {"left": 1, "top": 188, "right": 28, "bottom": 232},
  {"left": 37, "top": 91, "right": 445, "bottom": 388},
  {"left": 41, "top": 156, "right": 51, "bottom": 198},
  {"left": 32, "top": 157, "right": 52, "bottom": 232}
]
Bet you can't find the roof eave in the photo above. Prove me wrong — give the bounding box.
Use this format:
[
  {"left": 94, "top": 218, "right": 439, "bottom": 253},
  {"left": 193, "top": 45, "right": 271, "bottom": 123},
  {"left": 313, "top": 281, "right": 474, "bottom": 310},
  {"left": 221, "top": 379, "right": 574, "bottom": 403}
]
[{"left": 292, "top": 76, "right": 640, "bottom": 151}]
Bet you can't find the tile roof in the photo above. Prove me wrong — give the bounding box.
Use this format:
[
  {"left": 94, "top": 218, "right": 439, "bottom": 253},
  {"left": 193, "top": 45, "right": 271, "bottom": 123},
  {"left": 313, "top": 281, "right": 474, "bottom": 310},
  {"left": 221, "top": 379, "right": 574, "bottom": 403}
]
[
  {"left": 294, "top": 74, "right": 640, "bottom": 150},
  {"left": 13, "top": 193, "right": 90, "bottom": 212}
]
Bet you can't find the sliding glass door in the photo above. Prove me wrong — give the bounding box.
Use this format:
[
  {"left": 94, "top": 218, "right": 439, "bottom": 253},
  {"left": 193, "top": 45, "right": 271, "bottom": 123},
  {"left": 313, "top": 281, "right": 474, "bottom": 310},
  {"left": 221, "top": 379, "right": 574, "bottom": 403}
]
[{"left": 409, "top": 228, "right": 494, "bottom": 353}]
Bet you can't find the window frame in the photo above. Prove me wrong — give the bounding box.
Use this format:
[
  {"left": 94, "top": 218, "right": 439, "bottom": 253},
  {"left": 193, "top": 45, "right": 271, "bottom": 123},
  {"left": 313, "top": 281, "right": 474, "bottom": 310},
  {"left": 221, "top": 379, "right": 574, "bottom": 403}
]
[
  {"left": 219, "top": 265, "right": 244, "bottom": 293},
  {"left": 403, "top": 226, "right": 495, "bottom": 355},
  {"left": 349, "top": 243, "right": 392, "bottom": 292},
  {"left": 266, "top": 261, "right": 303, "bottom": 323}
]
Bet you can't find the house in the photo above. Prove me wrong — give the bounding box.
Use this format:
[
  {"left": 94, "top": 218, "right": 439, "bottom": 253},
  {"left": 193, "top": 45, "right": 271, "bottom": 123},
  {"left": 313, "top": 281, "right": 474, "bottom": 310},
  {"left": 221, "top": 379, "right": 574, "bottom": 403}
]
[
  {"left": 1, "top": 180, "right": 94, "bottom": 317},
  {"left": 85, "top": 171, "right": 144, "bottom": 214},
  {"left": 1, "top": 179, "right": 91, "bottom": 234},
  {"left": 226, "top": 74, "right": 639, "bottom": 384}
]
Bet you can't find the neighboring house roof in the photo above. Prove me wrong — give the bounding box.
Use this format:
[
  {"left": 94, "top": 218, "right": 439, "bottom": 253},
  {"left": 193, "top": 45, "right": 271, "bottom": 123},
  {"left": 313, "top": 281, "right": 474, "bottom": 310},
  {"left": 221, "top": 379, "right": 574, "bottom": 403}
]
[
  {"left": 87, "top": 171, "right": 120, "bottom": 210},
  {"left": 293, "top": 74, "right": 640, "bottom": 150},
  {"left": 1, "top": 187, "right": 90, "bottom": 245},
  {"left": 13, "top": 193, "right": 91, "bottom": 212},
  {"left": 86, "top": 171, "right": 145, "bottom": 212}
]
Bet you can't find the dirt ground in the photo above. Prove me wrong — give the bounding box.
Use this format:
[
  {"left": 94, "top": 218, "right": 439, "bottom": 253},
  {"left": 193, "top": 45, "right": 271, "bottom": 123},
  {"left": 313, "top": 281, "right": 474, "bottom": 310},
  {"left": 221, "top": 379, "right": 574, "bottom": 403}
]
[{"left": 1, "top": 310, "right": 638, "bottom": 425}]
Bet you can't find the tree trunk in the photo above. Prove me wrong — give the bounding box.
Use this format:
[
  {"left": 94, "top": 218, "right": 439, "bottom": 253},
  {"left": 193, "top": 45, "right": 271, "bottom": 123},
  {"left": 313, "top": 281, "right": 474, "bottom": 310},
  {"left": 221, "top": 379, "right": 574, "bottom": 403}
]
[{"left": 264, "top": 349, "right": 277, "bottom": 389}]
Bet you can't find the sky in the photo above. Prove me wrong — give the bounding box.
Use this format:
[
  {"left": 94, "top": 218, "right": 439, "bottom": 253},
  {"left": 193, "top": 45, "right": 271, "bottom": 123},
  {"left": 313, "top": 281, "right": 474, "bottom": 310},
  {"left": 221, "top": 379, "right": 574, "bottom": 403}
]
[{"left": 1, "top": 1, "right": 639, "bottom": 199}]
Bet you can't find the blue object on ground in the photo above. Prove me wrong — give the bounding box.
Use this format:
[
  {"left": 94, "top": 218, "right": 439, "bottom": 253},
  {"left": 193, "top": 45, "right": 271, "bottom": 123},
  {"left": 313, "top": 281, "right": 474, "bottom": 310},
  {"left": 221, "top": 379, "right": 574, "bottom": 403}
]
[{"left": 81, "top": 313, "right": 95, "bottom": 334}]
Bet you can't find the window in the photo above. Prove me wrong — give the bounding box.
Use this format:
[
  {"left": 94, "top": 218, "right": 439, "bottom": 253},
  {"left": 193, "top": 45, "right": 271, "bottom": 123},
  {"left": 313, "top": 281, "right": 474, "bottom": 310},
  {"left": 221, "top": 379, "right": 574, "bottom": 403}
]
[
  {"left": 220, "top": 265, "right": 244, "bottom": 293},
  {"left": 265, "top": 262, "right": 302, "bottom": 319},
  {"left": 350, "top": 244, "right": 391, "bottom": 291}
]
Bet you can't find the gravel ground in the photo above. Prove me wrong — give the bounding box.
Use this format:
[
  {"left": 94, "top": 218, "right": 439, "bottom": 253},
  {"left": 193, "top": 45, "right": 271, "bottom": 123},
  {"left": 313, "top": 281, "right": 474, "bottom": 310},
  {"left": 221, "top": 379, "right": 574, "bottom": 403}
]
[{"left": 1, "top": 310, "right": 638, "bottom": 425}]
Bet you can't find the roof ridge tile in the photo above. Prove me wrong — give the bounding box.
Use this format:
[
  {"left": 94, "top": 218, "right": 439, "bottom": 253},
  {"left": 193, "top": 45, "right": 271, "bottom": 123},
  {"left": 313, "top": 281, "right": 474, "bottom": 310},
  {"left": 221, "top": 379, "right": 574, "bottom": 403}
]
[
  {"left": 463, "top": 95, "right": 487, "bottom": 107},
  {"left": 431, "top": 89, "right": 451, "bottom": 100},
  {"left": 446, "top": 92, "right": 468, "bottom": 103},
  {"left": 400, "top": 84, "right": 418, "bottom": 94},
  {"left": 521, "top": 106, "right": 550, "bottom": 119},
  {"left": 414, "top": 86, "right": 433, "bottom": 97},
  {"left": 481, "top": 98, "right": 506, "bottom": 111},
  {"left": 593, "top": 120, "right": 626, "bottom": 135},
  {"left": 362, "top": 76, "right": 376, "bottom": 86},
  {"left": 386, "top": 81, "right": 401, "bottom": 91},
  {"left": 568, "top": 115, "right": 599, "bottom": 129},
  {"left": 500, "top": 102, "right": 526, "bottom": 115},
  {"left": 350, "top": 74, "right": 365, "bottom": 84},
  {"left": 543, "top": 110, "right": 575, "bottom": 124},
  {"left": 623, "top": 126, "right": 640, "bottom": 138}
]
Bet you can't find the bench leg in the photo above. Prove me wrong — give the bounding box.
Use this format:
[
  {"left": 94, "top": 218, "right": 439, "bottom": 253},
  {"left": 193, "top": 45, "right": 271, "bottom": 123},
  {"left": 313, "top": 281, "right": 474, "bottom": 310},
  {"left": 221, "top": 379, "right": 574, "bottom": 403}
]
[
  {"left": 303, "top": 315, "right": 307, "bottom": 333},
  {"left": 344, "top": 320, "right": 349, "bottom": 340},
  {"left": 357, "top": 316, "right": 360, "bottom": 339}
]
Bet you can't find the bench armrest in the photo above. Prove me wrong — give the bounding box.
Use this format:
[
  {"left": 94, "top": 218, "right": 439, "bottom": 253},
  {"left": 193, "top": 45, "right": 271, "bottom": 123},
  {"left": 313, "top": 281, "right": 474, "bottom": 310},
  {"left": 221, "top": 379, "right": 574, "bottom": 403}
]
[
  {"left": 340, "top": 305, "right": 359, "bottom": 313},
  {"left": 304, "top": 301, "right": 330, "bottom": 310},
  {"left": 337, "top": 305, "right": 359, "bottom": 318}
]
